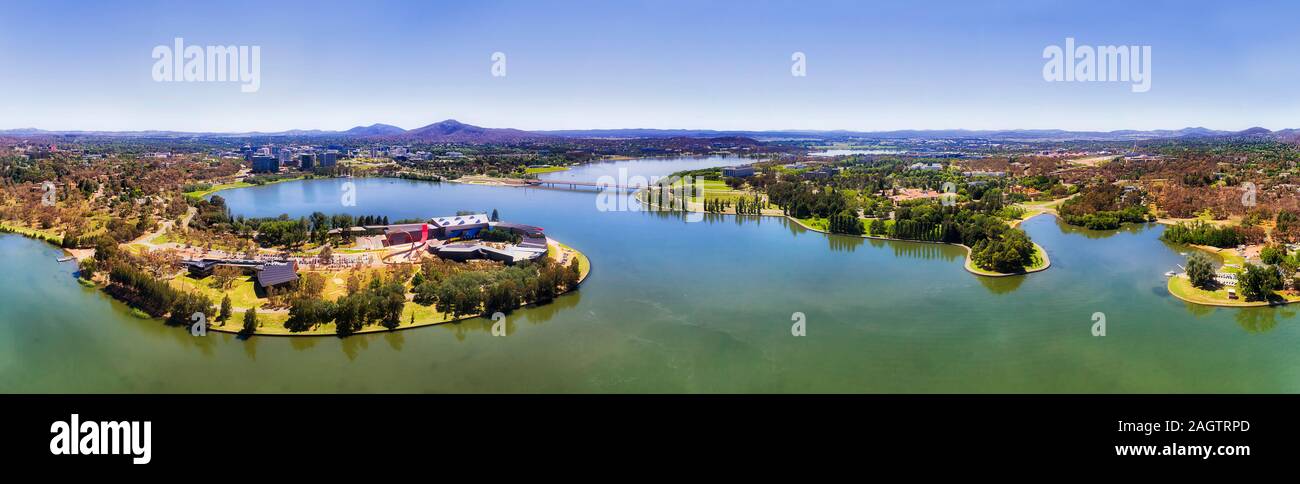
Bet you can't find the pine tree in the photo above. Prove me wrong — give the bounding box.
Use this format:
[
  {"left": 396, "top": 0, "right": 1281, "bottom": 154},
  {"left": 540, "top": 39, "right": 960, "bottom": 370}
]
[
  {"left": 241, "top": 308, "right": 258, "bottom": 336},
  {"left": 219, "top": 294, "right": 232, "bottom": 323}
]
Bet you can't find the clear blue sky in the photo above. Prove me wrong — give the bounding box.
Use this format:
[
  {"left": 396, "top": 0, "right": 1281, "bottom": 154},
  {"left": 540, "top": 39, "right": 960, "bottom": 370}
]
[{"left": 2, "top": 0, "right": 1298, "bottom": 132}]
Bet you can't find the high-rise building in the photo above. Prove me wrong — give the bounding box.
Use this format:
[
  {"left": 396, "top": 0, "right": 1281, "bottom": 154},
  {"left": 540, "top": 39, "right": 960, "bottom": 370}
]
[
  {"left": 319, "top": 150, "right": 338, "bottom": 168},
  {"left": 251, "top": 155, "right": 279, "bottom": 173},
  {"left": 298, "top": 153, "right": 315, "bottom": 170}
]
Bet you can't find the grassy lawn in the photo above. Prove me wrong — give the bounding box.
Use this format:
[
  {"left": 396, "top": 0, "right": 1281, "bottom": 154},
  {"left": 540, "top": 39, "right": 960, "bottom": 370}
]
[
  {"left": 525, "top": 165, "right": 569, "bottom": 174},
  {"left": 705, "top": 192, "right": 754, "bottom": 204},
  {"left": 669, "top": 178, "right": 731, "bottom": 191},
  {"left": 184, "top": 181, "right": 254, "bottom": 200},
  {"left": 552, "top": 240, "right": 592, "bottom": 280},
  {"left": 170, "top": 274, "right": 267, "bottom": 309},
  {"left": 1026, "top": 243, "right": 1050, "bottom": 270},
  {"left": 209, "top": 302, "right": 457, "bottom": 336},
  {"left": 152, "top": 230, "right": 179, "bottom": 245},
  {"left": 0, "top": 221, "right": 63, "bottom": 244},
  {"left": 794, "top": 216, "right": 829, "bottom": 231},
  {"left": 1187, "top": 244, "right": 1245, "bottom": 273}
]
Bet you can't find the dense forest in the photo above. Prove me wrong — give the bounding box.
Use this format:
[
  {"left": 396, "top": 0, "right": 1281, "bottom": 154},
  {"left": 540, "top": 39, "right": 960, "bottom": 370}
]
[{"left": 1058, "top": 183, "right": 1153, "bottom": 230}]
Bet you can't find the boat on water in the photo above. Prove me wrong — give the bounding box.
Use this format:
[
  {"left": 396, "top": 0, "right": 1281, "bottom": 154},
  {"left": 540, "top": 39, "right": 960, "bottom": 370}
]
[{"left": 1164, "top": 271, "right": 1177, "bottom": 277}]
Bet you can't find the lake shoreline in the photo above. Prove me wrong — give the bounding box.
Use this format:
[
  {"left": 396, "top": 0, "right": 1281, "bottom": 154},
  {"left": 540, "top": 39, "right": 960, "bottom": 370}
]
[
  {"left": 199, "top": 238, "right": 593, "bottom": 337},
  {"left": 783, "top": 214, "right": 1051, "bottom": 277},
  {"left": 628, "top": 184, "right": 1052, "bottom": 277},
  {"left": 3, "top": 205, "right": 593, "bottom": 338}
]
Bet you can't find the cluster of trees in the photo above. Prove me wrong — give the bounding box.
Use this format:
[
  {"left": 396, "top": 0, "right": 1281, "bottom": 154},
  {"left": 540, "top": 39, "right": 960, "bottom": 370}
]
[
  {"left": 106, "top": 263, "right": 182, "bottom": 317},
  {"left": 1272, "top": 210, "right": 1300, "bottom": 243},
  {"left": 480, "top": 227, "right": 522, "bottom": 244},
  {"left": 1059, "top": 184, "right": 1152, "bottom": 230},
  {"left": 764, "top": 171, "right": 1037, "bottom": 273},
  {"left": 1239, "top": 263, "right": 1284, "bottom": 302},
  {"left": 826, "top": 212, "right": 863, "bottom": 235},
  {"left": 1061, "top": 206, "right": 1149, "bottom": 230},
  {"left": 333, "top": 276, "right": 408, "bottom": 335},
  {"left": 765, "top": 181, "right": 847, "bottom": 219},
  {"left": 2, "top": 150, "right": 199, "bottom": 250},
  {"left": 702, "top": 194, "right": 767, "bottom": 215},
  {"left": 1188, "top": 251, "right": 1288, "bottom": 302},
  {"left": 1019, "top": 175, "right": 1060, "bottom": 192},
  {"left": 891, "top": 202, "right": 1037, "bottom": 272},
  {"left": 1161, "top": 221, "right": 1264, "bottom": 248},
  {"left": 733, "top": 194, "right": 766, "bottom": 215},
  {"left": 103, "top": 215, "right": 153, "bottom": 243},
  {"left": 102, "top": 252, "right": 215, "bottom": 324},
  {"left": 281, "top": 257, "right": 583, "bottom": 336},
  {"left": 1261, "top": 244, "right": 1287, "bottom": 265},
  {"left": 283, "top": 271, "right": 407, "bottom": 335},
  {"left": 190, "top": 197, "right": 393, "bottom": 248},
  {"left": 413, "top": 258, "right": 581, "bottom": 318},
  {"left": 970, "top": 229, "right": 1036, "bottom": 273}
]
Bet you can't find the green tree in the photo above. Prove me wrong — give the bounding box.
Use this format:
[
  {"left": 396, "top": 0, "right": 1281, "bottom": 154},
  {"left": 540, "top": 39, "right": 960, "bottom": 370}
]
[
  {"left": 166, "top": 292, "right": 214, "bottom": 327},
  {"left": 77, "top": 258, "right": 97, "bottom": 280},
  {"left": 1260, "top": 244, "right": 1286, "bottom": 266},
  {"left": 219, "top": 294, "right": 233, "bottom": 323},
  {"left": 241, "top": 308, "right": 258, "bottom": 336},
  {"left": 1185, "top": 253, "right": 1216, "bottom": 289},
  {"left": 1239, "top": 263, "right": 1283, "bottom": 302}
]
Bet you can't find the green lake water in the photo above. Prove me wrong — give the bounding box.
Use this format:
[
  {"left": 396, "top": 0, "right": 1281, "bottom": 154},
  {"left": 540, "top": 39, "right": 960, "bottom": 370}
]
[{"left": 3, "top": 158, "right": 1299, "bottom": 393}]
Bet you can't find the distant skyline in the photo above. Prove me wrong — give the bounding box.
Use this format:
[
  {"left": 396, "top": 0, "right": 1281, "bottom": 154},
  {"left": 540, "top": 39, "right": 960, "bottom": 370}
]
[{"left": 3, "top": 0, "right": 1300, "bottom": 132}]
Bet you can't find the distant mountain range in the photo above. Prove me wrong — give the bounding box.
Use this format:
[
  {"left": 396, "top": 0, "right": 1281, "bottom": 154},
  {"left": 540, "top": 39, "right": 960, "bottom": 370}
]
[
  {"left": 2, "top": 120, "right": 1296, "bottom": 143},
  {"left": 400, "top": 119, "right": 552, "bottom": 143},
  {"left": 537, "top": 126, "right": 1286, "bottom": 142}
]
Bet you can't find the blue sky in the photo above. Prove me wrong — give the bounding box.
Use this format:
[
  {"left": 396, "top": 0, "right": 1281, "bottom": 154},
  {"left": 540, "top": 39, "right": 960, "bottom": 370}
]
[{"left": 2, "top": 0, "right": 1299, "bottom": 132}]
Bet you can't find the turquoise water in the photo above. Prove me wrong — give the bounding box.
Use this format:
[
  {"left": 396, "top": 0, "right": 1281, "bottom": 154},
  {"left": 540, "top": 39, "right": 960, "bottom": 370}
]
[{"left": 3, "top": 160, "right": 1300, "bottom": 392}]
